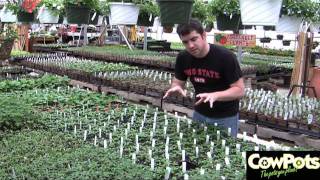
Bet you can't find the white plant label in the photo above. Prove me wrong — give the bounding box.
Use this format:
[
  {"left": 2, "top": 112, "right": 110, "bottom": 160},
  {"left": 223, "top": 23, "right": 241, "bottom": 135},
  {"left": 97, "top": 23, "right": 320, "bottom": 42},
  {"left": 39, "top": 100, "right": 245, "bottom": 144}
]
[
  {"left": 104, "top": 140, "right": 107, "bottom": 149},
  {"left": 182, "top": 150, "right": 186, "bottom": 161},
  {"left": 225, "top": 146, "right": 229, "bottom": 156},
  {"left": 225, "top": 157, "right": 231, "bottom": 168},
  {"left": 196, "top": 146, "right": 199, "bottom": 158},
  {"left": 180, "top": 133, "right": 183, "bottom": 140},
  {"left": 182, "top": 162, "right": 187, "bottom": 173},
  {"left": 165, "top": 167, "right": 171, "bottom": 180},
  {"left": 228, "top": 128, "right": 231, "bottom": 136},
  {"left": 216, "top": 163, "right": 221, "bottom": 171},
  {"left": 151, "top": 158, "right": 155, "bottom": 171},
  {"left": 222, "top": 140, "right": 226, "bottom": 148},
  {"left": 307, "top": 114, "right": 313, "bottom": 124},
  {"left": 206, "top": 135, "right": 210, "bottom": 144},
  {"left": 83, "top": 130, "right": 87, "bottom": 141}
]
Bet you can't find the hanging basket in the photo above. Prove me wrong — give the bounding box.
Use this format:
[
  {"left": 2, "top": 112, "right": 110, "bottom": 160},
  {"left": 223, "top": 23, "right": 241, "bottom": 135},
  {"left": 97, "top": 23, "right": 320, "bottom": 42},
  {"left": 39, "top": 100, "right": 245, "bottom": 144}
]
[
  {"left": 156, "top": 0, "right": 193, "bottom": 26},
  {"left": 276, "top": 15, "right": 303, "bottom": 33},
  {"left": 0, "top": 39, "right": 15, "bottom": 60},
  {"left": 282, "top": 40, "right": 290, "bottom": 46},
  {"left": 239, "top": 0, "right": 282, "bottom": 26},
  {"left": 216, "top": 13, "right": 240, "bottom": 32},
  {"left": 260, "top": 37, "right": 271, "bottom": 43},
  {"left": 66, "top": 6, "right": 91, "bottom": 24},
  {"left": 276, "top": 34, "right": 284, "bottom": 40},
  {"left": 17, "top": 11, "right": 35, "bottom": 23},
  {"left": 109, "top": 2, "right": 139, "bottom": 25},
  {"left": 38, "top": 8, "right": 59, "bottom": 24},
  {"left": 0, "top": 9, "right": 17, "bottom": 23},
  {"left": 137, "top": 12, "right": 155, "bottom": 27}
]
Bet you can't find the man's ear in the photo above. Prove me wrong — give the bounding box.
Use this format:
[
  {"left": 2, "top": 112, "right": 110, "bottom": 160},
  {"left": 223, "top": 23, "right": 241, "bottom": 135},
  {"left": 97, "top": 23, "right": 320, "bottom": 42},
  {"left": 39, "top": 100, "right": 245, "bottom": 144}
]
[{"left": 201, "top": 32, "right": 207, "bottom": 40}]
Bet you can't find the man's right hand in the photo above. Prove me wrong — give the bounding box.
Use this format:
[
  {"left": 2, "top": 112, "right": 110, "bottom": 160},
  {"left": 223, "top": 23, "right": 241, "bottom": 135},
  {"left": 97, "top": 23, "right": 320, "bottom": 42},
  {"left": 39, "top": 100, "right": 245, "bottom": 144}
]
[{"left": 163, "top": 86, "right": 187, "bottom": 99}]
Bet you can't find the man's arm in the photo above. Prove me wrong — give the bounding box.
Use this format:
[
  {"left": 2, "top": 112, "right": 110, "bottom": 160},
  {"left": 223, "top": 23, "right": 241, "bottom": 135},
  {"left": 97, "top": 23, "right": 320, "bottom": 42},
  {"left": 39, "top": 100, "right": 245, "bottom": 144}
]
[
  {"left": 163, "top": 77, "right": 187, "bottom": 99},
  {"left": 195, "top": 78, "right": 245, "bottom": 107}
]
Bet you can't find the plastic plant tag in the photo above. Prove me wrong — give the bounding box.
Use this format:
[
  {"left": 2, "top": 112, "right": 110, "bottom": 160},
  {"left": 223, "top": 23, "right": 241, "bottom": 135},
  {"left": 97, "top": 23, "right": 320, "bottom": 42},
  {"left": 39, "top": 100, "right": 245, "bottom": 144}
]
[
  {"left": 227, "top": 128, "right": 231, "bottom": 136},
  {"left": 151, "top": 158, "right": 155, "bottom": 171},
  {"left": 225, "top": 157, "right": 231, "bottom": 168},
  {"left": 217, "top": 130, "right": 220, "bottom": 141},
  {"left": 99, "top": 128, "right": 102, "bottom": 138},
  {"left": 182, "top": 150, "right": 186, "bottom": 161},
  {"left": 164, "top": 167, "right": 171, "bottom": 180},
  {"left": 225, "top": 146, "right": 229, "bottom": 156},
  {"left": 182, "top": 162, "right": 187, "bottom": 173},
  {"left": 136, "top": 143, "right": 139, "bottom": 154},
  {"left": 152, "top": 139, "right": 156, "bottom": 149},
  {"left": 196, "top": 146, "right": 199, "bottom": 158},
  {"left": 149, "top": 149, "right": 152, "bottom": 159},
  {"left": 206, "top": 135, "right": 210, "bottom": 144},
  {"left": 222, "top": 140, "right": 226, "bottom": 148},
  {"left": 83, "top": 130, "right": 87, "bottom": 141},
  {"left": 166, "top": 136, "right": 170, "bottom": 146},
  {"left": 200, "top": 168, "right": 205, "bottom": 175},
  {"left": 194, "top": 138, "right": 197, "bottom": 145},
  {"left": 94, "top": 135, "right": 97, "bottom": 146},
  {"left": 216, "top": 163, "right": 221, "bottom": 171},
  {"left": 74, "top": 125, "right": 77, "bottom": 135},
  {"left": 236, "top": 144, "right": 241, "bottom": 152},
  {"left": 163, "top": 126, "right": 167, "bottom": 136},
  {"left": 207, "top": 152, "right": 212, "bottom": 160},
  {"left": 180, "top": 133, "right": 183, "bottom": 140},
  {"left": 109, "top": 133, "right": 112, "bottom": 144},
  {"left": 177, "top": 140, "right": 181, "bottom": 151},
  {"left": 104, "top": 140, "right": 107, "bottom": 148},
  {"left": 132, "top": 153, "right": 136, "bottom": 164}
]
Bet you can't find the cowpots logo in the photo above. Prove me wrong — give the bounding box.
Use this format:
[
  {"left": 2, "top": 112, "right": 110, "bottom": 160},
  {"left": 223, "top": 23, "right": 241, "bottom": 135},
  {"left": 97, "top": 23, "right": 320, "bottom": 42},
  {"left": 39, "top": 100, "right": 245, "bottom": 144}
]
[{"left": 246, "top": 151, "right": 320, "bottom": 180}]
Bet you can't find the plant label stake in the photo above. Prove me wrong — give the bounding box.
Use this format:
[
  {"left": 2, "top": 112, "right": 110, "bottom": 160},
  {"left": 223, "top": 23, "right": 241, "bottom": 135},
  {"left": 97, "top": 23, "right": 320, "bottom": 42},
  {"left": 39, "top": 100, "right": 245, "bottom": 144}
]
[
  {"left": 207, "top": 152, "right": 212, "bottom": 160},
  {"left": 125, "top": 129, "right": 128, "bottom": 139},
  {"left": 194, "top": 138, "right": 197, "bottom": 146},
  {"left": 149, "top": 149, "right": 152, "bottom": 160},
  {"left": 113, "top": 125, "right": 117, "bottom": 132},
  {"left": 200, "top": 168, "right": 205, "bottom": 175},
  {"left": 136, "top": 143, "right": 140, "bottom": 154},
  {"left": 225, "top": 147, "right": 229, "bottom": 156},
  {"left": 236, "top": 144, "right": 241, "bottom": 153},
  {"left": 222, "top": 140, "right": 226, "bottom": 148},
  {"left": 217, "top": 130, "right": 220, "bottom": 141},
  {"left": 132, "top": 153, "right": 136, "bottom": 164},
  {"left": 88, "top": 125, "right": 91, "bottom": 133},
  {"left": 182, "top": 161, "right": 187, "bottom": 173},
  {"left": 165, "top": 115, "right": 168, "bottom": 126},
  {"left": 80, "top": 121, "right": 82, "bottom": 129},
  {"left": 83, "top": 130, "right": 87, "bottom": 141},
  {"left": 152, "top": 139, "right": 156, "bottom": 149},
  {"left": 227, "top": 128, "right": 231, "bottom": 136},
  {"left": 109, "top": 133, "right": 112, "bottom": 144},
  {"left": 163, "top": 126, "right": 167, "bottom": 137},
  {"left": 139, "top": 127, "right": 143, "bottom": 134},
  {"left": 104, "top": 140, "right": 107, "bottom": 149},
  {"left": 206, "top": 135, "right": 210, "bottom": 144},
  {"left": 177, "top": 140, "right": 181, "bottom": 151},
  {"left": 224, "top": 156, "right": 231, "bottom": 168},
  {"left": 74, "top": 125, "right": 77, "bottom": 136},
  {"left": 64, "top": 123, "right": 67, "bottom": 132},
  {"left": 182, "top": 150, "right": 186, "bottom": 161},
  {"left": 243, "top": 132, "right": 247, "bottom": 142},
  {"left": 165, "top": 167, "right": 171, "bottom": 180},
  {"left": 216, "top": 163, "right": 221, "bottom": 171},
  {"left": 94, "top": 135, "right": 97, "bottom": 146},
  {"left": 99, "top": 128, "right": 102, "bottom": 138},
  {"left": 150, "top": 131, "right": 153, "bottom": 141},
  {"left": 151, "top": 158, "right": 155, "bottom": 170},
  {"left": 136, "top": 134, "right": 139, "bottom": 145},
  {"left": 180, "top": 133, "right": 183, "bottom": 140},
  {"left": 196, "top": 146, "right": 199, "bottom": 158},
  {"left": 166, "top": 136, "right": 170, "bottom": 146}
]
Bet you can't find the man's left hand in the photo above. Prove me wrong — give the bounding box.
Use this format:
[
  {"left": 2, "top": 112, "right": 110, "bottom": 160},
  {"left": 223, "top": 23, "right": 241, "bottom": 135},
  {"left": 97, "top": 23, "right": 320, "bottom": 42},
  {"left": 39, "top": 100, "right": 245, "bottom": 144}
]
[{"left": 195, "top": 93, "right": 218, "bottom": 108}]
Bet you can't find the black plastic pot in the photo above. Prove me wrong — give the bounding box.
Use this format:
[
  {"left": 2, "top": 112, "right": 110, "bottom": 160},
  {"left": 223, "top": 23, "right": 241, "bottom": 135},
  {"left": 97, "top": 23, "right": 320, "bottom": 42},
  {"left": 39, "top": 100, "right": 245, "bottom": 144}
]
[
  {"left": 216, "top": 13, "right": 240, "bottom": 32},
  {"left": 276, "top": 34, "right": 284, "bottom": 40},
  {"left": 17, "top": 11, "right": 35, "bottom": 23},
  {"left": 66, "top": 6, "right": 91, "bottom": 24},
  {"left": 282, "top": 40, "right": 290, "bottom": 46},
  {"left": 157, "top": 0, "right": 193, "bottom": 26},
  {"left": 260, "top": 37, "right": 272, "bottom": 43}
]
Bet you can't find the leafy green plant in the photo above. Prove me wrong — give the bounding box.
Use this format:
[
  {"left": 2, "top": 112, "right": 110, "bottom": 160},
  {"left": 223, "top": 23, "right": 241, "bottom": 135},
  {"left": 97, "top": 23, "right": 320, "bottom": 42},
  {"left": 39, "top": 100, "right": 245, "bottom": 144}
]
[
  {"left": 208, "top": 0, "right": 240, "bottom": 16},
  {"left": 191, "top": 0, "right": 207, "bottom": 23},
  {"left": 281, "top": 0, "right": 320, "bottom": 22},
  {"left": 39, "top": 0, "right": 64, "bottom": 16},
  {"left": 0, "top": 96, "right": 40, "bottom": 131},
  {"left": 0, "top": 26, "right": 18, "bottom": 42},
  {"left": 62, "top": 0, "right": 99, "bottom": 9}
]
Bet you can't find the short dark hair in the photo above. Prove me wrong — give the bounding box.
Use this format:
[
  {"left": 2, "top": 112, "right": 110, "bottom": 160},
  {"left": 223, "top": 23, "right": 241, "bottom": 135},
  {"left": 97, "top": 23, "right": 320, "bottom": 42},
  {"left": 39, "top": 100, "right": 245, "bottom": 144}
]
[{"left": 176, "top": 18, "right": 204, "bottom": 36}]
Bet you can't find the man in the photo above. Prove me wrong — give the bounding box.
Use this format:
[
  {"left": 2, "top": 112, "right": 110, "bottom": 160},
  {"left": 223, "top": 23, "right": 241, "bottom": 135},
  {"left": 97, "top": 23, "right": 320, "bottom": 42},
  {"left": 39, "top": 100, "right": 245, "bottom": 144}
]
[{"left": 163, "top": 19, "right": 245, "bottom": 137}]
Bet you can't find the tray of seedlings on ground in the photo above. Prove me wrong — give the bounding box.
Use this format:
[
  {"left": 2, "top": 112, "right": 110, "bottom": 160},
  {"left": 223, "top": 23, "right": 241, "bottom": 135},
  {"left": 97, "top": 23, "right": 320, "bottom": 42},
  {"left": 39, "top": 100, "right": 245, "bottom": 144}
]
[
  {"left": 240, "top": 88, "right": 320, "bottom": 137},
  {"left": 0, "top": 74, "right": 308, "bottom": 179}
]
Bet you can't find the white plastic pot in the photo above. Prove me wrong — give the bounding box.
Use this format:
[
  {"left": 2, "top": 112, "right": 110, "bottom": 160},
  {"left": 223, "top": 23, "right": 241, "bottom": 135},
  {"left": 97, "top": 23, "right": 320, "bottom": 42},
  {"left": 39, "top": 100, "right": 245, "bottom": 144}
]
[
  {"left": 240, "top": 0, "right": 282, "bottom": 26},
  {"left": 0, "top": 8, "right": 17, "bottom": 23},
  {"left": 276, "top": 15, "right": 303, "bottom": 33},
  {"left": 109, "top": 2, "right": 139, "bottom": 25},
  {"left": 37, "top": 7, "right": 59, "bottom": 24}
]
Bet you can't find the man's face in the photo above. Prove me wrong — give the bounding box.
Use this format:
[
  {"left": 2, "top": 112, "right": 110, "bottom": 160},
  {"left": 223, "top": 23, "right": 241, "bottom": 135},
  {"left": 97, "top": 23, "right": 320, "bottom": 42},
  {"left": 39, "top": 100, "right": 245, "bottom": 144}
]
[{"left": 180, "top": 30, "right": 207, "bottom": 58}]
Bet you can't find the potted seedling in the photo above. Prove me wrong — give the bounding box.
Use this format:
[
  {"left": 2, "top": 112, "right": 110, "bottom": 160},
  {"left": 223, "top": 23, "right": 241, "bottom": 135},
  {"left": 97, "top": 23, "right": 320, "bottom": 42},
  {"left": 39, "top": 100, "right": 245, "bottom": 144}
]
[{"left": 208, "top": 0, "right": 240, "bottom": 32}]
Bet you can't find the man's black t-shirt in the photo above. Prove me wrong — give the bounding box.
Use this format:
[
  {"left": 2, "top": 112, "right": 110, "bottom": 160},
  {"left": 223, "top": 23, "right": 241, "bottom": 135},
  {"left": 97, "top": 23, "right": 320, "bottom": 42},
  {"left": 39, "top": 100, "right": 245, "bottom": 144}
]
[{"left": 175, "top": 44, "right": 242, "bottom": 118}]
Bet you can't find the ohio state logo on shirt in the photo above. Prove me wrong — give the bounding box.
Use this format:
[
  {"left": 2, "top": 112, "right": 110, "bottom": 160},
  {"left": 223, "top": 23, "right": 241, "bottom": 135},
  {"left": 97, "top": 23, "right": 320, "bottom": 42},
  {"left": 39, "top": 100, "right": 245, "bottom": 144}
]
[{"left": 184, "top": 68, "right": 220, "bottom": 83}]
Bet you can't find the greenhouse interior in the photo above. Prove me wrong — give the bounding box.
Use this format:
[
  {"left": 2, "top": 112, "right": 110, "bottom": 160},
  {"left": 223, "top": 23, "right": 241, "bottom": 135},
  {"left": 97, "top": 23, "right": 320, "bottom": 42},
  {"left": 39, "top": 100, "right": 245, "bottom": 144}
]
[{"left": 0, "top": 0, "right": 320, "bottom": 179}]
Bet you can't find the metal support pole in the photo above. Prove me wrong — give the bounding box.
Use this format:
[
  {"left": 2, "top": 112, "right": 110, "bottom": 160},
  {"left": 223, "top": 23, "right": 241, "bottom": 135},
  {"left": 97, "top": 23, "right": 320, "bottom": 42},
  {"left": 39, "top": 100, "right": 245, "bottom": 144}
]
[
  {"left": 143, "top": 26, "right": 148, "bottom": 51},
  {"left": 117, "top": 25, "right": 133, "bottom": 51}
]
